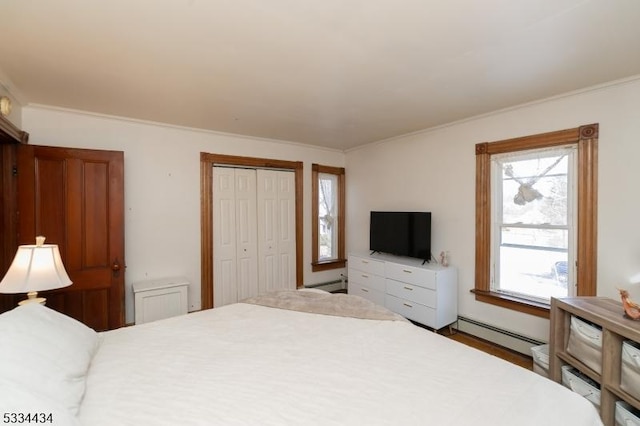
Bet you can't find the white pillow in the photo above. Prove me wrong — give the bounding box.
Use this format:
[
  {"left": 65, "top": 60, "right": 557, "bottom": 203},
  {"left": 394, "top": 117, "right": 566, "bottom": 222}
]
[{"left": 0, "top": 303, "right": 99, "bottom": 416}]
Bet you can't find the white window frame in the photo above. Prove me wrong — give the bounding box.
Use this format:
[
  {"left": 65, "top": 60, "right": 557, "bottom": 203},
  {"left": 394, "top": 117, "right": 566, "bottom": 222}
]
[
  {"left": 318, "top": 172, "right": 339, "bottom": 261},
  {"left": 489, "top": 146, "right": 577, "bottom": 303}
]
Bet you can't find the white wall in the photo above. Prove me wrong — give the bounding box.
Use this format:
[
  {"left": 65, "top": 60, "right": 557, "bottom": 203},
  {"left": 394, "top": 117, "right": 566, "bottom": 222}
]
[
  {"left": 345, "top": 76, "right": 640, "bottom": 342},
  {"left": 22, "top": 106, "right": 345, "bottom": 324},
  {"left": 21, "top": 75, "right": 640, "bottom": 341}
]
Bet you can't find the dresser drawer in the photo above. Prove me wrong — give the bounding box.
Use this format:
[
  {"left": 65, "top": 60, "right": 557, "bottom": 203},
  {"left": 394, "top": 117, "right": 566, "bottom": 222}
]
[
  {"left": 385, "top": 294, "right": 436, "bottom": 327},
  {"left": 348, "top": 255, "right": 385, "bottom": 276},
  {"left": 349, "top": 281, "right": 386, "bottom": 306},
  {"left": 386, "top": 279, "right": 436, "bottom": 308},
  {"left": 348, "top": 267, "right": 385, "bottom": 292},
  {"left": 385, "top": 262, "right": 436, "bottom": 289}
]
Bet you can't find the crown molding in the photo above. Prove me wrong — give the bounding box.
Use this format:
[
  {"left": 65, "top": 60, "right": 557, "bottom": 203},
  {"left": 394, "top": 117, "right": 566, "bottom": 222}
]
[{"left": 0, "top": 114, "right": 29, "bottom": 144}]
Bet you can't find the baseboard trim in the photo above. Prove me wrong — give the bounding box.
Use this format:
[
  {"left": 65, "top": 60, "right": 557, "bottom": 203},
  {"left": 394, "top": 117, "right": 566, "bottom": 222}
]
[{"left": 454, "top": 316, "right": 545, "bottom": 356}]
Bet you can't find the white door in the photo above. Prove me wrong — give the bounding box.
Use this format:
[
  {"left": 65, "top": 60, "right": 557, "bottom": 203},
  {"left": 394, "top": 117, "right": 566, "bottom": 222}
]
[
  {"left": 275, "top": 171, "right": 296, "bottom": 289},
  {"left": 213, "top": 167, "right": 238, "bottom": 307},
  {"left": 213, "top": 167, "right": 295, "bottom": 307},
  {"left": 234, "top": 169, "right": 259, "bottom": 301},
  {"left": 256, "top": 170, "right": 296, "bottom": 294}
]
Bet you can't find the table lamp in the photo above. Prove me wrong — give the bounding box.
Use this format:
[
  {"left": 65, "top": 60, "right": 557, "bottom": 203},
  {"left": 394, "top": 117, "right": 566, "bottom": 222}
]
[{"left": 0, "top": 236, "right": 72, "bottom": 305}]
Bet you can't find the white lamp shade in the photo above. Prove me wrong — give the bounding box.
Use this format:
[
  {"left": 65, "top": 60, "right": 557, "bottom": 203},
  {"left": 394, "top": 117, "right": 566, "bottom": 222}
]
[{"left": 0, "top": 243, "right": 72, "bottom": 294}]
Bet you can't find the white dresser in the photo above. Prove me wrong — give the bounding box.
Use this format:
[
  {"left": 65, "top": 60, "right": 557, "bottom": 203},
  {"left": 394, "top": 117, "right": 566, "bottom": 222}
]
[{"left": 348, "top": 253, "right": 457, "bottom": 330}]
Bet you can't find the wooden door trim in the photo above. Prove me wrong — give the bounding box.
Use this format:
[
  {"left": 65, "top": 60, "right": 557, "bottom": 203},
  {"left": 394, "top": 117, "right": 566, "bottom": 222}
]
[
  {"left": 200, "top": 153, "right": 303, "bottom": 310},
  {"left": 0, "top": 116, "right": 28, "bottom": 313},
  {"left": 0, "top": 115, "right": 29, "bottom": 145}
]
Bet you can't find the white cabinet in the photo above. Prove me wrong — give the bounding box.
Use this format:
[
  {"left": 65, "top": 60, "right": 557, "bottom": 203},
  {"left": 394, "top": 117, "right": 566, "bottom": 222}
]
[
  {"left": 348, "top": 253, "right": 457, "bottom": 330},
  {"left": 133, "top": 276, "right": 189, "bottom": 324}
]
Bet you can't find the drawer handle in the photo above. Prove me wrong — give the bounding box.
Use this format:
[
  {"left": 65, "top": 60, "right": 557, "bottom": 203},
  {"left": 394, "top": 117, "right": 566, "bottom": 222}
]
[
  {"left": 403, "top": 303, "right": 413, "bottom": 308},
  {"left": 361, "top": 274, "right": 369, "bottom": 278},
  {"left": 403, "top": 269, "right": 412, "bottom": 274},
  {"left": 362, "top": 260, "right": 369, "bottom": 264},
  {"left": 361, "top": 288, "right": 369, "bottom": 293},
  {"left": 403, "top": 286, "right": 413, "bottom": 291}
]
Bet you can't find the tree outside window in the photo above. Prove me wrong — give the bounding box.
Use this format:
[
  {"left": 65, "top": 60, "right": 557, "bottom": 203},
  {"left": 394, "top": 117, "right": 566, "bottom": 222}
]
[
  {"left": 312, "top": 164, "right": 345, "bottom": 271},
  {"left": 492, "top": 146, "right": 575, "bottom": 303},
  {"left": 474, "top": 124, "right": 598, "bottom": 318},
  {"left": 318, "top": 172, "right": 338, "bottom": 260}
]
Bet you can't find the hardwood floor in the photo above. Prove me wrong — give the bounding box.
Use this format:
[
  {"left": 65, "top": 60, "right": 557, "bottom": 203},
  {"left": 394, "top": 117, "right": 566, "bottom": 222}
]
[{"left": 443, "top": 329, "right": 534, "bottom": 370}]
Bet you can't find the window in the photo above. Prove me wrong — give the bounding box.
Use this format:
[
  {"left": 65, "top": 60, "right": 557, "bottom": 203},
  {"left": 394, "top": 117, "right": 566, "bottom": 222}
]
[
  {"left": 474, "top": 124, "right": 598, "bottom": 318},
  {"left": 492, "top": 146, "right": 575, "bottom": 302},
  {"left": 312, "top": 164, "right": 345, "bottom": 271}
]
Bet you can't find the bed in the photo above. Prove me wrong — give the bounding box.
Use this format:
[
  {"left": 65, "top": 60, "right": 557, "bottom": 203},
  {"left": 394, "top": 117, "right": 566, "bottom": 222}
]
[{"left": 0, "top": 289, "right": 603, "bottom": 426}]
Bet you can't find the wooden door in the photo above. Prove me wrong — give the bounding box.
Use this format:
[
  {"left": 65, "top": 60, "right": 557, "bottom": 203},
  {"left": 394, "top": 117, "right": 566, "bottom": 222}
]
[
  {"left": 0, "top": 144, "right": 19, "bottom": 313},
  {"left": 0, "top": 115, "right": 29, "bottom": 313},
  {"left": 17, "top": 145, "right": 124, "bottom": 330}
]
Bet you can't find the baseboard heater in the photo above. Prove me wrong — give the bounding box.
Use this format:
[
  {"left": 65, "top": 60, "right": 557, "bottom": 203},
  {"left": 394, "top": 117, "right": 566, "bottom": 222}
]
[
  {"left": 454, "top": 316, "right": 545, "bottom": 356},
  {"left": 304, "top": 276, "right": 347, "bottom": 293}
]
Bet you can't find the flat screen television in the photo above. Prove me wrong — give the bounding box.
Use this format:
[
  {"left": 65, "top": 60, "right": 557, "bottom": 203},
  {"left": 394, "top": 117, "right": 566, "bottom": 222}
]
[{"left": 369, "top": 211, "right": 431, "bottom": 263}]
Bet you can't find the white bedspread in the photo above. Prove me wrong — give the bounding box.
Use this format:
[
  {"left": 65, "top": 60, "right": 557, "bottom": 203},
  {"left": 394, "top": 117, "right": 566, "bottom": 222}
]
[{"left": 79, "top": 302, "right": 602, "bottom": 426}]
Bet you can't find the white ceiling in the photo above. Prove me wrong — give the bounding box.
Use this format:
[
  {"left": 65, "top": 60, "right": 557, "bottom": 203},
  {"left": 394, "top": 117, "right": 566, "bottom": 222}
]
[{"left": 1, "top": 0, "right": 640, "bottom": 150}]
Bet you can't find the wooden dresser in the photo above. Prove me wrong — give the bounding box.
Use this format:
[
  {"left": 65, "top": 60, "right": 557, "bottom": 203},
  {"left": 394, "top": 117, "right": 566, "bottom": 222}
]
[{"left": 550, "top": 297, "right": 640, "bottom": 425}]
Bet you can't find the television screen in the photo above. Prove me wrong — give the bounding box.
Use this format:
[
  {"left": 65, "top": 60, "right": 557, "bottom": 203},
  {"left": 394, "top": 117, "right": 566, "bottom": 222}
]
[{"left": 369, "top": 211, "right": 431, "bottom": 262}]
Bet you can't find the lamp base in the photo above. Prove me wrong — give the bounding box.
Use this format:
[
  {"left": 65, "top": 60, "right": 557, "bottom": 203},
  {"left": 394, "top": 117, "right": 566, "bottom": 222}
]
[{"left": 18, "top": 291, "right": 47, "bottom": 306}]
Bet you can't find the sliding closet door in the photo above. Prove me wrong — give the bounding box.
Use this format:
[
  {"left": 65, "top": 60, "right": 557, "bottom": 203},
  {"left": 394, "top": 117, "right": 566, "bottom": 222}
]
[
  {"left": 234, "top": 169, "right": 258, "bottom": 301},
  {"left": 213, "top": 167, "right": 295, "bottom": 307},
  {"left": 256, "top": 169, "right": 296, "bottom": 294},
  {"left": 276, "top": 171, "right": 296, "bottom": 289},
  {"left": 213, "top": 167, "right": 258, "bottom": 307},
  {"left": 213, "top": 167, "right": 236, "bottom": 307}
]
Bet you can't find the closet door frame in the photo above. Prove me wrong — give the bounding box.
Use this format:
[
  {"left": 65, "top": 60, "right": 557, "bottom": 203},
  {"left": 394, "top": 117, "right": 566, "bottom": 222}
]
[{"left": 201, "top": 153, "right": 303, "bottom": 310}]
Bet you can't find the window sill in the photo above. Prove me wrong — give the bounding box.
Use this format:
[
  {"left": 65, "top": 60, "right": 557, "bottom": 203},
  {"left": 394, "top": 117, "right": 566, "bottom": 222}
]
[
  {"left": 311, "top": 258, "right": 346, "bottom": 272},
  {"left": 471, "top": 289, "right": 550, "bottom": 319}
]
